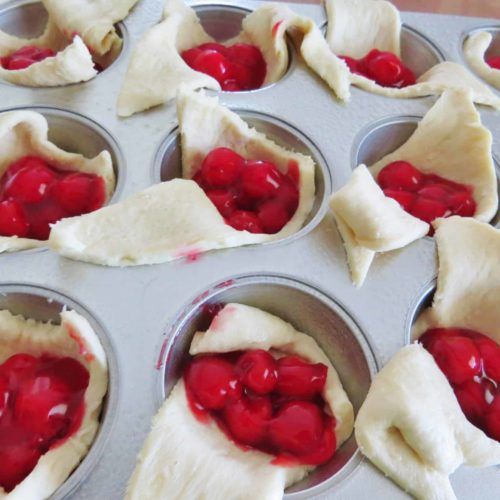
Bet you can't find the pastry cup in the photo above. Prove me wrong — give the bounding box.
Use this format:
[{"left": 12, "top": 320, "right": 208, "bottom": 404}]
[
  {"left": 156, "top": 273, "right": 377, "bottom": 497},
  {"left": 0, "top": 282, "right": 119, "bottom": 499}
]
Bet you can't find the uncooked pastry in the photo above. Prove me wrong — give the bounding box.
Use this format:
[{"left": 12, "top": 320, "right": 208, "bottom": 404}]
[
  {"left": 126, "top": 303, "right": 354, "bottom": 500},
  {"left": 412, "top": 216, "right": 500, "bottom": 344},
  {"left": 49, "top": 90, "right": 315, "bottom": 266},
  {"left": 463, "top": 31, "right": 500, "bottom": 90},
  {"left": 369, "top": 89, "right": 498, "bottom": 223},
  {"left": 0, "top": 110, "right": 115, "bottom": 253},
  {"left": 0, "top": 19, "right": 96, "bottom": 86},
  {"left": 117, "top": 0, "right": 350, "bottom": 116},
  {"left": 355, "top": 344, "right": 500, "bottom": 500},
  {"left": 324, "top": 0, "right": 500, "bottom": 109},
  {"left": 330, "top": 164, "right": 428, "bottom": 287},
  {"left": 0, "top": 308, "right": 108, "bottom": 500}
]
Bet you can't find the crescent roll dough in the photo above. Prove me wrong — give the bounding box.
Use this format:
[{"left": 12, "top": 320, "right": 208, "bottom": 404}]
[
  {"left": 0, "top": 110, "right": 115, "bottom": 253},
  {"left": 127, "top": 303, "right": 354, "bottom": 500},
  {"left": 463, "top": 31, "right": 500, "bottom": 90},
  {"left": 323, "top": 0, "right": 500, "bottom": 108},
  {"left": 49, "top": 90, "right": 315, "bottom": 266}
]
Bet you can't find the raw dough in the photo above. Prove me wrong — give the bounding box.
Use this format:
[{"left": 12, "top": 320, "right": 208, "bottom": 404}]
[
  {"left": 118, "top": 0, "right": 350, "bottom": 116},
  {"left": 0, "top": 308, "right": 108, "bottom": 500},
  {"left": 355, "top": 344, "right": 500, "bottom": 500},
  {"left": 413, "top": 216, "right": 500, "bottom": 344},
  {"left": 324, "top": 0, "right": 500, "bottom": 108},
  {"left": 369, "top": 89, "right": 498, "bottom": 223},
  {"left": 0, "top": 110, "right": 115, "bottom": 253},
  {"left": 0, "top": 19, "right": 96, "bottom": 86},
  {"left": 49, "top": 90, "right": 315, "bottom": 266},
  {"left": 463, "top": 31, "right": 500, "bottom": 90},
  {"left": 127, "top": 303, "right": 354, "bottom": 500},
  {"left": 330, "top": 164, "right": 428, "bottom": 287}
]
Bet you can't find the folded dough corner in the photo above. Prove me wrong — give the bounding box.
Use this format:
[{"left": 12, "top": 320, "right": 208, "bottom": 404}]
[
  {"left": 0, "top": 0, "right": 139, "bottom": 86},
  {"left": 330, "top": 89, "right": 498, "bottom": 287},
  {"left": 355, "top": 218, "right": 500, "bottom": 499},
  {"left": 463, "top": 31, "right": 500, "bottom": 91},
  {"left": 0, "top": 109, "right": 115, "bottom": 253},
  {"left": 49, "top": 90, "right": 316, "bottom": 266}
]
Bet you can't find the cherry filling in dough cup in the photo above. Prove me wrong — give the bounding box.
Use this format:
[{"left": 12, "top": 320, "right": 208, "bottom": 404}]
[
  {"left": 0, "top": 0, "right": 127, "bottom": 78},
  {"left": 154, "top": 110, "right": 331, "bottom": 243},
  {"left": 352, "top": 115, "right": 500, "bottom": 231},
  {"left": 182, "top": 3, "right": 295, "bottom": 92},
  {"left": 0, "top": 283, "right": 119, "bottom": 499},
  {"left": 322, "top": 21, "right": 444, "bottom": 88},
  {"left": 157, "top": 274, "right": 377, "bottom": 496},
  {"left": 462, "top": 25, "right": 500, "bottom": 77},
  {"left": 0, "top": 105, "right": 123, "bottom": 247},
  {"left": 407, "top": 282, "right": 500, "bottom": 442}
]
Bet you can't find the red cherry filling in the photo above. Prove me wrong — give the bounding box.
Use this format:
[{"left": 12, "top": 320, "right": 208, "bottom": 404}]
[
  {"left": 183, "top": 349, "right": 336, "bottom": 465},
  {"left": 0, "top": 353, "right": 89, "bottom": 492},
  {"left": 420, "top": 328, "right": 500, "bottom": 441},
  {"left": 181, "top": 42, "right": 266, "bottom": 91},
  {"left": 194, "top": 147, "right": 299, "bottom": 234},
  {"left": 0, "top": 156, "right": 106, "bottom": 240},
  {"left": 486, "top": 56, "right": 500, "bottom": 70},
  {"left": 0, "top": 46, "right": 56, "bottom": 71},
  {"left": 377, "top": 161, "right": 476, "bottom": 232},
  {"left": 339, "top": 49, "right": 416, "bottom": 88}
]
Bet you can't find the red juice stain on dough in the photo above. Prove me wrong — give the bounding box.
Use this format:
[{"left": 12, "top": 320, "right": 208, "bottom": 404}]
[
  {"left": 183, "top": 350, "right": 336, "bottom": 465},
  {"left": 181, "top": 42, "right": 266, "bottom": 91},
  {"left": 174, "top": 247, "right": 203, "bottom": 263},
  {"left": 272, "top": 21, "right": 283, "bottom": 38},
  {"left": 377, "top": 160, "right": 476, "bottom": 233},
  {"left": 0, "top": 156, "right": 106, "bottom": 240},
  {"left": 0, "top": 46, "right": 56, "bottom": 70},
  {"left": 0, "top": 353, "right": 90, "bottom": 492},
  {"left": 193, "top": 147, "right": 299, "bottom": 234},
  {"left": 420, "top": 328, "right": 500, "bottom": 441},
  {"left": 339, "top": 49, "right": 416, "bottom": 88},
  {"left": 68, "top": 326, "right": 95, "bottom": 363}
]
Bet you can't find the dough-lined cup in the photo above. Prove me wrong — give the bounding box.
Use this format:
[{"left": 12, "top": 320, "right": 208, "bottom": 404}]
[
  {"left": 156, "top": 273, "right": 378, "bottom": 498},
  {"left": 352, "top": 114, "right": 500, "bottom": 229},
  {"left": 153, "top": 109, "right": 332, "bottom": 246},
  {"left": 0, "top": 282, "right": 120, "bottom": 500}
]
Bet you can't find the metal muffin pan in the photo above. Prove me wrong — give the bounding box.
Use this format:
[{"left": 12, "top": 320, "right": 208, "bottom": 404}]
[{"left": 0, "top": 0, "right": 498, "bottom": 498}]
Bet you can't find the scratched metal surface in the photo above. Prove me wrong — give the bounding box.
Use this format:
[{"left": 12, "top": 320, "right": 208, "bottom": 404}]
[{"left": 0, "top": 0, "right": 498, "bottom": 498}]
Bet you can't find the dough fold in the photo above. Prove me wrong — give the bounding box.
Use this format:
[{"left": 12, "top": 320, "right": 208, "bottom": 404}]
[
  {"left": 355, "top": 344, "right": 500, "bottom": 500},
  {"left": 127, "top": 304, "right": 353, "bottom": 500},
  {"left": 0, "top": 110, "right": 115, "bottom": 253},
  {"left": 324, "top": 0, "right": 500, "bottom": 108},
  {"left": 463, "top": 31, "right": 500, "bottom": 90},
  {"left": 330, "top": 165, "right": 428, "bottom": 287},
  {"left": 117, "top": 0, "right": 350, "bottom": 116},
  {"left": 0, "top": 309, "right": 108, "bottom": 500},
  {"left": 50, "top": 90, "right": 315, "bottom": 266}
]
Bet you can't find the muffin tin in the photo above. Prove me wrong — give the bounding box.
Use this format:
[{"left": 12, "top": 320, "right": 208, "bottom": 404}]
[{"left": 0, "top": 0, "right": 498, "bottom": 498}]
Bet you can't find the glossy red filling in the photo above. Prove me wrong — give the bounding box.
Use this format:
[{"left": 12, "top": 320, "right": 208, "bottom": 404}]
[
  {"left": 193, "top": 147, "right": 299, "bottom": 234},
  {"left": 339, "top": 49, "right": 416, "bottom": 88},
  {"left": 0, "top": 156, "right": 106, "bottom": 240},
  {"left": 0, "top": 353, "right": 90, "bottom": 492},
  {"left": 183, "top": 350, "right": 336, "bottom": 465},
  {"left": 377, "top": 161, "right": 476, "bottom": 232},
  {"left": 181, "top": 43, "right": 266, "bottom": 91},
  {"left": 419, "top": 328, "right": 500, "bottom": 441},
  {"left": 0, "top": 46, "right": 56, "bottom": 71},
  {"left": 486, "top": 56, "right": 500, "bottom": 70}
]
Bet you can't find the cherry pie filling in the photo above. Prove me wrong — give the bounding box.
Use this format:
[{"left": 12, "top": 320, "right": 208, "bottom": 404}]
[
  {"left": 339, "top": 49, "right": 416, "bottom": 88},
  {"left": 377, "top": 160, "right": 476, "bottom": 232},
  {"left": 0, "top": 46, "right": 56, "bottom": 71},
  {"left": 193, "top": 147, "right": 299, "bottom": 234},
  {"left": 0, "top": 156, "right": 106, "bottom": 240},
  {"left": 0, "top": 353, "right": 90, "bottom": 492},
  {"left": 486, "top": 56, "right": 500, "bottom": 70},
  {"left": 419, "top": 328, "right": 500, "bottom": 441},
  {"left": 183, "top": 349, "right": 337, "bottom": 465},
  {"left": 181, "top": 43, "right": 266, "bottom": 91}
]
